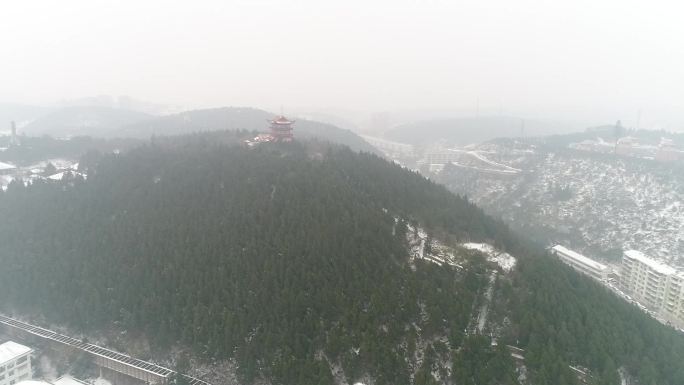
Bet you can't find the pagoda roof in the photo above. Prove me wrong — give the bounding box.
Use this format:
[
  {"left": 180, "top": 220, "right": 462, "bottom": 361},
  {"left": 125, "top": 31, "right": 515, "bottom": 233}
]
[{"left": 270, "top": 115, "right": 295, "bottom": 124}]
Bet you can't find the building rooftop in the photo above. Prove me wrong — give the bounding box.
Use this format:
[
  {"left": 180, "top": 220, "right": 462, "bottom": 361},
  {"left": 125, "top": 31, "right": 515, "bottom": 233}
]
[
  {"left": 552, "top": 245, "right": 608, "bottom": 271},
  {"left": 17, "top": 382, "right": 52, "bottom": 385},
  {"left": 623, "top": 250, "right": 676, "bottom": 276},
  {"left": 0, "top": 341, "right": 32, "bottom": 365},
  {"left": 53, "top": 375, "right": 89, "bottom": 385},
  {"left": 0, "top": 161, "right": 16, "bottom": 171}
]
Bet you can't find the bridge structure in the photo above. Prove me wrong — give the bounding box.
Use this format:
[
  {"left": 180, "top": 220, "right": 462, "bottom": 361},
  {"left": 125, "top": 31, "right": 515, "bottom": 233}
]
[{"left": 0, "top": 314, "right": 211, "bottom": 385}]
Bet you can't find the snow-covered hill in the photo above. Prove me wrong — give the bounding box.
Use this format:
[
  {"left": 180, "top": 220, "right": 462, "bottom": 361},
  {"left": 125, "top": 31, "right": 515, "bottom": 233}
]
[{"left": 437, "top": 139, "right": 684, "bottom": 265}]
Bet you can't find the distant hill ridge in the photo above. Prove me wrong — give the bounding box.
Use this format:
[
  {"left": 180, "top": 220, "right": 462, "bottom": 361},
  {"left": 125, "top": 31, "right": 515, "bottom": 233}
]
[
  {"left": 12, "top": 105, "right": 377, "bottom": 154},
  {"left": 385, "top": 116, "right": 574, "bottom": 146},
  {"left": 22, "top": 106, "right": 153, "bottom": 137}
]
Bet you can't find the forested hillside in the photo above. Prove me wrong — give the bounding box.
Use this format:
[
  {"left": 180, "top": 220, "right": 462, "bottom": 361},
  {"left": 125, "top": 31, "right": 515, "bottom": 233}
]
[{"left": 0, "top": 133, "right": 682, "bottom": 385}]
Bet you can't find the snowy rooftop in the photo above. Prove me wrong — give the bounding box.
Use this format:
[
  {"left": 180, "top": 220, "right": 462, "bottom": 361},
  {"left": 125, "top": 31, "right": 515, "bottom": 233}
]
[
  {"left": 552, "top": 245, "right": 607, "bottom": 271},
  {"left": 624, "top": 250, "right": 676, "bottom": 275},
  {"left": 48, "top": 172, "right": 66, "bottom": 181},
  {"left": 0, "top": 341, "right": 32, "bottom": 365},
  {"left": 0, "top": 161, "right": 16, "bottom": 171},
  {"left": 54, "top": 375, "right": 89, "bottom": 385}
]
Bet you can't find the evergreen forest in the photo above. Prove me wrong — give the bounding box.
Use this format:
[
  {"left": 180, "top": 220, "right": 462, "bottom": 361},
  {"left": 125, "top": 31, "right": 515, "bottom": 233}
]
[{"left": 0, "top": 133, "right": 682, "bottom": 385}]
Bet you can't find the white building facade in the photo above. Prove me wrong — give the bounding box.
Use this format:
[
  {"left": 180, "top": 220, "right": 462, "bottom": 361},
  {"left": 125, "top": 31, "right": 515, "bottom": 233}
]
[
  {"left": 0, "top": 341, "right": 33, "bottom": 385},
  {"left": 551, "top": 245, "right": 609, "bottom": 281},
  {"left": 621, "top": 250, "right": 684, "bottom": 328}
]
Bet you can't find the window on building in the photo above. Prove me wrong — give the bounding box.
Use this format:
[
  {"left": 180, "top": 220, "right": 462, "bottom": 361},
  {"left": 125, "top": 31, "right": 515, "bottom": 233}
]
[{"left": 15, "top": 357, "right": 27, "bottom": 365}]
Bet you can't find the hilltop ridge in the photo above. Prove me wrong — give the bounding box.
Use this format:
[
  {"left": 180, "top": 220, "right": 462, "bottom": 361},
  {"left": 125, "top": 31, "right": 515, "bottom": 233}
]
[{"left": 0, "top": 134, "right": 682, "bottom": 385}]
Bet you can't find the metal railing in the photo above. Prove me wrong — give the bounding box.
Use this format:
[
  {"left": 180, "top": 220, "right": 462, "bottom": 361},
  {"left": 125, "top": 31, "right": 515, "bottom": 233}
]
[{"left": 0, "top": 314, "right": 211, "bottom": 385}]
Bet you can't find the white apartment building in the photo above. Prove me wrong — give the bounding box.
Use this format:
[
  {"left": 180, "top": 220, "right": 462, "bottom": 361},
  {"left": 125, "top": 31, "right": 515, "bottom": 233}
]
[
  {"left": 425, "top": 150, "right": 462, "bottom": 165},
  {"left": 621, "top": 250, "right": 684, "bottom": 328},
  {"left": 551, "top": 245, "right": 609, "bottom": 281},
  {"left": 0, "top": 341, "right": 33, "bottom": 385}
]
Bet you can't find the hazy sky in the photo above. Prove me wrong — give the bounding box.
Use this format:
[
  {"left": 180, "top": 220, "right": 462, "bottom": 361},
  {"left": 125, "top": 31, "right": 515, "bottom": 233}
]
[{"left": 1, "top": 0, "right": 683, "bottom": 128}]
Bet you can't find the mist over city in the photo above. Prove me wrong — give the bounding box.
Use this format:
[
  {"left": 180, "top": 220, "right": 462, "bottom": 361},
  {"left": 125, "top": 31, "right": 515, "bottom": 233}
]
[
  {"left": 1, "top": 1, "right": 683, "bottom": 385},
  {"left": 3, "top": 0, "right": 684, "bottom": 130}
]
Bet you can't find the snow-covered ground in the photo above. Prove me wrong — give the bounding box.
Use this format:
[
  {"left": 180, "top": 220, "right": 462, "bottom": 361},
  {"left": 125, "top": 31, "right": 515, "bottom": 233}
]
[
  {"left": 441, "top": 149, "right": 523, "bottom": 176},
  {"left": 406, "top": 222, "right": 463, "bottom": 268},
  {"left": 439, "top": 141, "right": 684, "bottom": 265},
  {"left": 475, "top": 271, "right": 498, "bottom": 333},
  {"left": 465, "top": 151, "right": 522, "bottom": 173},
  {"left": 462, "top": 242, "right": 517, "bottom": 272},
  {"left": 0, "top": 158, "right": 79, "bottom": 190},
  {"left": 26, "top": 158, "right": 78, "bottom": 171}
]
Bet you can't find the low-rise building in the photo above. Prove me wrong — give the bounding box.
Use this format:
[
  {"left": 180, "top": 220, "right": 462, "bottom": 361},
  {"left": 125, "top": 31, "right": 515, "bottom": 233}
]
[
  {"left": 0, "top": 341, "right": 33, "bottom": 385},
  {"left": 425, "top": 150, "right": 461, "bottom": 165},
  {"left": 551, "top": 245, "right": 609, "bottom": 281},
  {"left": 0, "top": 162, "right": 16, "bottom": 176},
  {"left": 655, "top": 138, "right": 683, "bottom": 162}
]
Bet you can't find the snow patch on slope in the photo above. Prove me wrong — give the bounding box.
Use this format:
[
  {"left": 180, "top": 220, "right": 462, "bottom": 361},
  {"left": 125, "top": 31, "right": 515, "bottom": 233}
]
[
  {"left": 462, "top": 243, "right": 517, "bottom": 272},
  {"left": 406, "top": 222, "right": 463, "bottom": 268}
]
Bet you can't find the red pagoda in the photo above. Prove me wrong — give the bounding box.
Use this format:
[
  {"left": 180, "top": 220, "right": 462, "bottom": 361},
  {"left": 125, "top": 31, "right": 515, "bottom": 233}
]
[{"left": 268, "top": 115, "right": 295, "bottom": 142}]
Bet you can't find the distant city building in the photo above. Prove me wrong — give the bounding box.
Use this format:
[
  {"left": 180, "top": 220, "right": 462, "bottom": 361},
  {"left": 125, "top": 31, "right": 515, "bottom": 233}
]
[
  {"left": 551, "top": 245, "right": 609, "bottom": 281},
  {"left": 0, "top": 341, "right": 33, "bottom": 385},
  {"left": 655, "top": 138, "right": 683, "bottom": 162},
  {"left": 360, "top": 135, "right": 414, "bottom": 157},
  {"left": 9, "top": 122, "right": 19, "bottom": 147},
  {"left": 425, "top": 150, "right": 461, "bottom": 165},
  {"left": 427, "top": 163, "right": 445, "bottom": 173},
  {"left": 614, "top": 136, "right": 656, "bottom": 158},
  {"left": 621, "top": 250, "right": 684, "bottom": 328}
]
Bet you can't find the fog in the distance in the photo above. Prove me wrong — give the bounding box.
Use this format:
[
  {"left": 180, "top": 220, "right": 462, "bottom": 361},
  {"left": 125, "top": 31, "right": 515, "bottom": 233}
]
[{"left": 1, "top": 0, "right": 683, "bottom": 129}]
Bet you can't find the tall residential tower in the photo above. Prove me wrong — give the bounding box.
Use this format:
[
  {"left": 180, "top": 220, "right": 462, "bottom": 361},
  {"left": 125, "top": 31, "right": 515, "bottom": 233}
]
[{"left": 621, "top": 250, "right": 684, "bottom": 328}]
